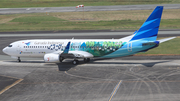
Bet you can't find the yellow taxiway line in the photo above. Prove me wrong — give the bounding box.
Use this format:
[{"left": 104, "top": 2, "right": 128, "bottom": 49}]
[
  {"left": 0, "top": 75, "right": 23, "bottom": 95},
  {"left": 108, "top": 80, "right": 123, "bottom": 101}
]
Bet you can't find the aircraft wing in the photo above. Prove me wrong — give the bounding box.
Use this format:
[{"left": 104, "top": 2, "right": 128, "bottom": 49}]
[
  {"left": 157, "top": 37, "right": 176, "bottom": 43},
  {"left": 68, "top": 51, "right": 93, "bottom": 58},
  {"left": 60, "top": 41, "right": 93, "bottom": 59},
  {"left": 60, "top": 51, "right": 93, "bottom": 58},
  {"left": 44, "top": 42, "right": 94, "bottom": 62}
]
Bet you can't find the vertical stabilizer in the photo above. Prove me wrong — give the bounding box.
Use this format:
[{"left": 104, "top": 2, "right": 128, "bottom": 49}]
[{"left": 130, "top": 6, "right": 163, "bottom": 41}]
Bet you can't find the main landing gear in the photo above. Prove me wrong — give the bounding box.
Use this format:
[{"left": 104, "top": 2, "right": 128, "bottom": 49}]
[
  {"left": 59, "top": 56, "right": 64, "bottom": 63},
  {"left": 84, "top": 58, "right": 90, "bottom": 63},
  {"left": 17, "top": 57, "right": 21, "bottom": 62},
  {"left": 72, "top": 58, "right": 90, "bottom": 65},
  {"left": 72, "top": 59, "right": 79, "bottom": 65}
]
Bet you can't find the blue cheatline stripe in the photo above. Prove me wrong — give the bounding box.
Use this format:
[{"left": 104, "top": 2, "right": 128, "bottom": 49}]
[{"left": 108, "top": 80, "right": 123, "bottom": 101}]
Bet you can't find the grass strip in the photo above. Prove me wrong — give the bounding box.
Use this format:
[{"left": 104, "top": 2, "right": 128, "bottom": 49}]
[
  {"left": 0, "top": 18, "right": 179, "bottom": 32},
  {"left": 0, "top": 9, "right": 179, "bottom": 32},
  {"left": 0, "top": 0, "right": 180, "bottom": 8}
]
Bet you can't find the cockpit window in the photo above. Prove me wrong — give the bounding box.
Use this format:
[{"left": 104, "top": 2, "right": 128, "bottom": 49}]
[{"left": 8, "top": 45, "right": 12, "bottom": 47}]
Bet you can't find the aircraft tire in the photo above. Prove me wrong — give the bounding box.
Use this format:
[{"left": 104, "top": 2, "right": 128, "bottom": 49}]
[
  {"left": 87, "top": 58, "right": 90, "bottom": 62},
  {"left": 17, "top": 57, "right": 21, "bottom": 62},
  {"left": 84, "top": 58, "right": 87, "bottom": 62},
  {"left": 59, "top": 56, "right": 64, "bottom": 62},
  {"left": 72, "top": 60, "right": 79, "bottom": 65},
  {"left": 17, "top": 59, "right": 21, "bottom": 62},
  {"left": 84, "top": 58, "right": 90, "bottom": 63}
]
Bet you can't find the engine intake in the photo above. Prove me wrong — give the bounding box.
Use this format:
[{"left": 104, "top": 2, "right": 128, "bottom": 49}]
[{"left": 44, "top": 53, "right": 60, "bottom": 63}]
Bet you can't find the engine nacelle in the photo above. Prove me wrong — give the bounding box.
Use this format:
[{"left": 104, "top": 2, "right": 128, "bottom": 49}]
[{"left": 44, "top": 53, "right": 60, "bottom": 63}]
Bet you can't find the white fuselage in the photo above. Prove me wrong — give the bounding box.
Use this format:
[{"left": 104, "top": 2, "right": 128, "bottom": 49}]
[{"left": 3, "top": 38, "right": 131, "bottom": 59}]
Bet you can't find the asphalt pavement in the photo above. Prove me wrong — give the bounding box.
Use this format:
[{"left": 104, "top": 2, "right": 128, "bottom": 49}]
[
  {"left": 0, "top": 59, "right": 180, "bottom": 101},
  {"left": 0, "top": 30, "right": 180, "bottom": 101},
  {"left": 0, "top": 4, "right": 180, "bottom": 14}
]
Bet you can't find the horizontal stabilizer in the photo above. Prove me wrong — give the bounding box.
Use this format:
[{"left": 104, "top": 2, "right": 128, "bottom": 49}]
[
  {"left": 158, "top": 37, "right": 176, "bottom": 43},
  {"left": 142, "top": 41, "right": 159, "bottom": 46}
]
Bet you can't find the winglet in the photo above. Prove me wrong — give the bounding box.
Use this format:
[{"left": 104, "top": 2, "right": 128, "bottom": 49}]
[{"left": 63, "top": 41, "right": 71, "bottom": 54}]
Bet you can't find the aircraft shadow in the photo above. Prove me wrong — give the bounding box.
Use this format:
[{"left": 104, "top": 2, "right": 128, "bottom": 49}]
[
  {"left": 56, "top": 60, "right": 88, "bottom": 71},
  {"left": 90, "top": 60, "right": 170, "bottom": 67},
  {"left": 56, "top": 60, "right": 170, "bottom": 71},
  {"left": 3, "top": 60, "right": 170, "bottom": 71},
  {"left": 3, "top": 60, "right": 44, "bottom": 63}
]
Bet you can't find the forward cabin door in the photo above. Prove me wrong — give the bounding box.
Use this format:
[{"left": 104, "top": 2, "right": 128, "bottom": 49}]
[
  {"left": 17, "top": 42, "right": 20, "bottom": 54},
  {"left": 127, "top": 42, "right": 132, "bottom": 52}
]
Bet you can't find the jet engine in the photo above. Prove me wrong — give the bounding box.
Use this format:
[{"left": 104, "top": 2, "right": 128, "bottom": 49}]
[{"left": 44, "top": 53, "right": 60, "bottom": 63}]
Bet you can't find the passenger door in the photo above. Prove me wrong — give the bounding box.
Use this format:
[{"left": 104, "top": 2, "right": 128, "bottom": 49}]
[{"left": 127, "top": 42, "right": 132, "bottom": 52}]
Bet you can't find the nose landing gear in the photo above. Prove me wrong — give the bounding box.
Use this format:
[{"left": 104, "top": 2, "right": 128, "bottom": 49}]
[{"left": 17, "top": 57, "right": 21, "bottom": 62}]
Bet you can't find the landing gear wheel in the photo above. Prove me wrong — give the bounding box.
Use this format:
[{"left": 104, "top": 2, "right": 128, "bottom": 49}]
[
  {"left": 84, "top": 58, "right": 90, "bottom": 63},
  {"left": 72, "top": 60, "right": 79, "bottom": 65},
  {"left": 87, "top": 58, "right": 90, "bottom": 62},
  {"left": 59, "top": 56, "right": 64, "bottom": 62},
  {"left": 17, "top": 57, "right": 21, "bottom": 62}
]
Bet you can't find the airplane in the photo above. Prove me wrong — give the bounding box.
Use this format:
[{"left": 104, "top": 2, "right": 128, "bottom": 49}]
[{"left": 2, "top": 6, "right": 176, "bottom": 65}]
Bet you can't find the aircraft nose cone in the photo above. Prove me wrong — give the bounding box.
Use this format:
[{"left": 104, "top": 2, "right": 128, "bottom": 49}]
[{"left": 2, "top": 47, "right": 8, "bottom": 54}]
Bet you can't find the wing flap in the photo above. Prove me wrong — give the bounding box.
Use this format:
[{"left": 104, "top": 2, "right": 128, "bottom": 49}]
[
  {"left": 60, "top": 51, "right": 93, "bottom": 58},
  {"left": 69, "top": 51, "right": 94, "bottom": 58}
]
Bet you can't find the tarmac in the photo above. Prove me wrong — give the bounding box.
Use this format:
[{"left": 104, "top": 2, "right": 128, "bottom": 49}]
[
  {"left": 0, "top": 31, "right": 180, "bottom": 101},
  {"left": 0, "top": 57, "right": 180, "bottom": 101},
  {"left": 0, "top": 4, "right": 180, "bottom": 14}
]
